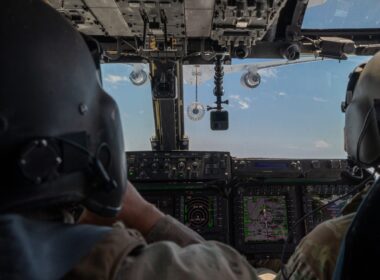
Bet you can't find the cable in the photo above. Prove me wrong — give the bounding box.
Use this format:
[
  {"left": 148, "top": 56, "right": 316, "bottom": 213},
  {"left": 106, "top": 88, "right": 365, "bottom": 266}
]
[
  {"left": 56, "top": 137, "right": 118, "bottom": 190},
  {"left": 214, "top": 56, "right": 224, "bottom": 98},
  {"left": 208, "top": 55, "right": 228, "bottom": 111},
  {"left": 195, "top": 66, "right": 199, "bottom": 102},
  {"left": 280, "top": 175, "right": 373, "bottom": 280},
  {"left": 56, "top": 136, "right": 92, "bottom": 157},
  {"left": 356, "top": 106, "right": 375, "bottom": 166}
]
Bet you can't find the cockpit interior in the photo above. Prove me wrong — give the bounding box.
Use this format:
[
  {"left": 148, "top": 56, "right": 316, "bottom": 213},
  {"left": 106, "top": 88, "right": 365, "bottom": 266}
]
[{"left": 47, "top": 0, "right": 380, "bottom": 270}]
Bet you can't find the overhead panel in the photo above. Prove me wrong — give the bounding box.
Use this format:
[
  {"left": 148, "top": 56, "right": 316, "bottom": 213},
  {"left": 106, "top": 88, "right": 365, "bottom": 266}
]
[
  {"left": 185, "top": 0, "right": 215, "bottom": 37},
  {"left": 49, "top": 0, "right": 292, "bottom": 54},
  {"left": 116, "top": 1, "right": 186, "bottom": 38},
  {"left": 50, "top": 0, "right": 186, "bottom": 38},
  {"left": 49, "top": 0, "right": 106, "bottom": 35},
  {"left": 212, "top": 0, "right": 288, "bottom": 47},
  {"left": 83, "top": 0, "right": 131, "bottom": 36}
]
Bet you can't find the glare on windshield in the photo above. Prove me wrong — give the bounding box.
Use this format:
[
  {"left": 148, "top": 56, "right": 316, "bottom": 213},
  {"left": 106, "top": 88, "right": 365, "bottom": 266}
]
[{"left": 303, "top": 0, "right": 380, "bottom": 29}]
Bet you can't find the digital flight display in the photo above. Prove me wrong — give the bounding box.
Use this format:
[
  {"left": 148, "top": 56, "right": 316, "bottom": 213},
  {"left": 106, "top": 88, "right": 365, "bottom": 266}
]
[
  {"left": 242, "top": 195, "right": 289, "bottom": 242},
  {"left": 140, "top": 188, "right": 229, "bottom": 242},
  {"left": 181, "top": 195, "right": 217, "bottom": 229}
]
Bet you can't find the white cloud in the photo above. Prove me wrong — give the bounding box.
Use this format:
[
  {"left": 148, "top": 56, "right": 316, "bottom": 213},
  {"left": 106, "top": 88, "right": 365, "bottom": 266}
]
[
  {"left": 229, "top": 95, "right": 251, "bottom": 110},
  {"left": 314, "top": 140, "right": 330, "bottom": 149},
  {"left": 139, "top": 110, "right": 145, "bottom": 115},
  {"left": 258, "top": 68, "right": 278, "bottom": 80},
  {"left": 278, "top": 92, "right": 287, "bottom": 97},
  {"left": 313, "top": 97, "right": 328, "bottom": 103},
  {"left": 238, "top": 100, "right": 250, "bottom": 109},
  {"left": 104, "top": 74, "right": 129, "bottom": 84}
]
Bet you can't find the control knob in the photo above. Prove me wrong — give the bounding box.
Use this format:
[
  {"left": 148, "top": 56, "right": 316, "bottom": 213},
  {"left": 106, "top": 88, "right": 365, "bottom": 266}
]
[
  {"left": 290, "top": 161, "right": 301, "bottom": 170},
  {"left": 192, "top": 161, "right": 199, "bottom": 170},
  {"left": 151, "top": 162, "right": 159, "bottom": 170},
  {"left": 178, "top": 161, "right": 186, "bottom": 170},
  {"left": 311, "top": 160, "right": 321, "bottom": 169},
  {"left": 164, "top": 162, "right": 170, "bottom": 170}
]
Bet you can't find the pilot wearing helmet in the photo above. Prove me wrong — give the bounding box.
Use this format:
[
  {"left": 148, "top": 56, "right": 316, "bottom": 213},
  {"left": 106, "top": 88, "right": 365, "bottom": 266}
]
[
  {"left": 0, "top": 1, "right": 256, "bottom": 279},
  {"left": 0, "top": 1, "right": 377, "bottom": 280},
  {"left": 276, "top": 62, "right": 373, "bottom": 280}
]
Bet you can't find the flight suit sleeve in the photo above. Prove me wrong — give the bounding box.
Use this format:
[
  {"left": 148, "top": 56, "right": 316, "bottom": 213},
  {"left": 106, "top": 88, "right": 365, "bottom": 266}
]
[
  {"left": 115, "top": 215, "right": 261, "bottom": 280},
  {"left": 145, "top": 215, "right": 205, "bottom": 246},
  {"left": 274, "top": 213, "right": 355, "bottom": 280}
]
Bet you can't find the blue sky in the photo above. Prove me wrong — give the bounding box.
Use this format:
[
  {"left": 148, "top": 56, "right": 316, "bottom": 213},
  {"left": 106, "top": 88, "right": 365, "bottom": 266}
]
[
  {"left": 303, "top": 0, "right": 380, "bottom": 29},
  {"left": 102, "top": 56, "right": 370, "bottom": 159},
  {"left": 101, "top": 0, "right": 376, "bottom": 159}
]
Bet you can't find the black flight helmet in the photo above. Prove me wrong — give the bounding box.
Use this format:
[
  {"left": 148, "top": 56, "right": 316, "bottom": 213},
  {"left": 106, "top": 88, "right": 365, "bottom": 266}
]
[
  {"left": 0, "top": 0, "right": 126, "bottom": 216},
  {"left": 343, "top": 53, "right": 380, "bottom": 167}
]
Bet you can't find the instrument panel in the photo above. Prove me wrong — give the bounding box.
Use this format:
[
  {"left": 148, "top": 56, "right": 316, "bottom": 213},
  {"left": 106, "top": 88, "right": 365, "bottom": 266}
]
[
  {"left": 127, "top": 151, "right": 358, "bottom": 262},
  {"left": 127, "top": 151, "right": 231, "bottom": 181},
  {"left": 139, "top": 186, "right": 229, "bottom": 242},
  {"left": 233, "top": 184, "right": 302, "bottom": 258}
]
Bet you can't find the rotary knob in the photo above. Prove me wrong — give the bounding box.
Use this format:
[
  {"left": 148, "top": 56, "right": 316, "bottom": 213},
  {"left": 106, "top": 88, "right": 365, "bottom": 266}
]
[
  {"left": 290, "top": 161, "right": 301, "bottom": 170},
  {"left": 151, "top": 162, "right": 159, "bottom": 170},
  {"left": 192, "top": 161, "right": 199, "bottom": 170},
  {"left": 178, "top": 161, "right": 186, "bottom": 170}
]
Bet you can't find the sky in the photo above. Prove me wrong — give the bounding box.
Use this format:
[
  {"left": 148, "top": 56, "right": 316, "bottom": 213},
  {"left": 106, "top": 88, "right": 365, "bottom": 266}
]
[
  {"left": 303, "top": 0, "right": 380, "bottom": 29},
  {"left": 101, "top": 0, "right": 375, "bottom": 159}
]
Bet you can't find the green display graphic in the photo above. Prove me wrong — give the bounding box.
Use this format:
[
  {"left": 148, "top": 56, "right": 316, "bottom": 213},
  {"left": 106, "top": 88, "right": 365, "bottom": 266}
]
[
  {"left": 184, "top": 196, "right": 215, "bottom": 229},
  {"left": 243, "top": 196, "right": 288, "bottom": 242}
]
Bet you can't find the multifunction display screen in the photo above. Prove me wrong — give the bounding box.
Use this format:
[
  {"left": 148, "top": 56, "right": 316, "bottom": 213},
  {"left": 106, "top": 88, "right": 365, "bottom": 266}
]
[
  {"left": 140, "top": 188, "right": 229, "bottom": 242},
  {"left": 243, "top": 196, "right": 288, "bottom": 242},
  {"left": 181, "top": 195, "right": 217, "bottom": 229}
]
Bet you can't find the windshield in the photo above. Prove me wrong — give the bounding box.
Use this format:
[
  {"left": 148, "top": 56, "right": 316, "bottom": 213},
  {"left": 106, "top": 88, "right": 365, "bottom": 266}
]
[
  {"left": 102, "top": 56, "right": 370, "bottom": 158},
  {"left": 303, "top": 0, "right": 380, "bottom": 29},
  {"left": 101, "top": 63, "right": 155, "bottom": 151}
]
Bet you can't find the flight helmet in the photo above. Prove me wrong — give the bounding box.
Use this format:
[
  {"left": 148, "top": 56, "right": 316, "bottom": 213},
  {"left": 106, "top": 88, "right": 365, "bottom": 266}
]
[
  {"left": 0, "top": 0, "right": 126, "bottom": 216},
  {"left": 342, "top": 53, "right": 380, "bottom": 167}
]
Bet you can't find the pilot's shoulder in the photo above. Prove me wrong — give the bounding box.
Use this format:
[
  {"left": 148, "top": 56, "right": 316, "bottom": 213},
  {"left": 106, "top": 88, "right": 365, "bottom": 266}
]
[
  {"left": 306, "top": 213, "right": 356, "bottom": 244},
  {"left": 286, "top": 213, "right": 356, "bottom": 279},
  {"left": 280, "top": 214, "right": 356, "bottom": 280}
]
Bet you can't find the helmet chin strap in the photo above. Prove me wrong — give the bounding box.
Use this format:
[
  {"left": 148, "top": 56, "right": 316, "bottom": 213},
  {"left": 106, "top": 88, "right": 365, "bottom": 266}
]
[
  {"left": 355, "top": 100, "right": 380, "bottom": 166},
  {"left": 355, "top": 106, "right": 374, "bottom": 166}
]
